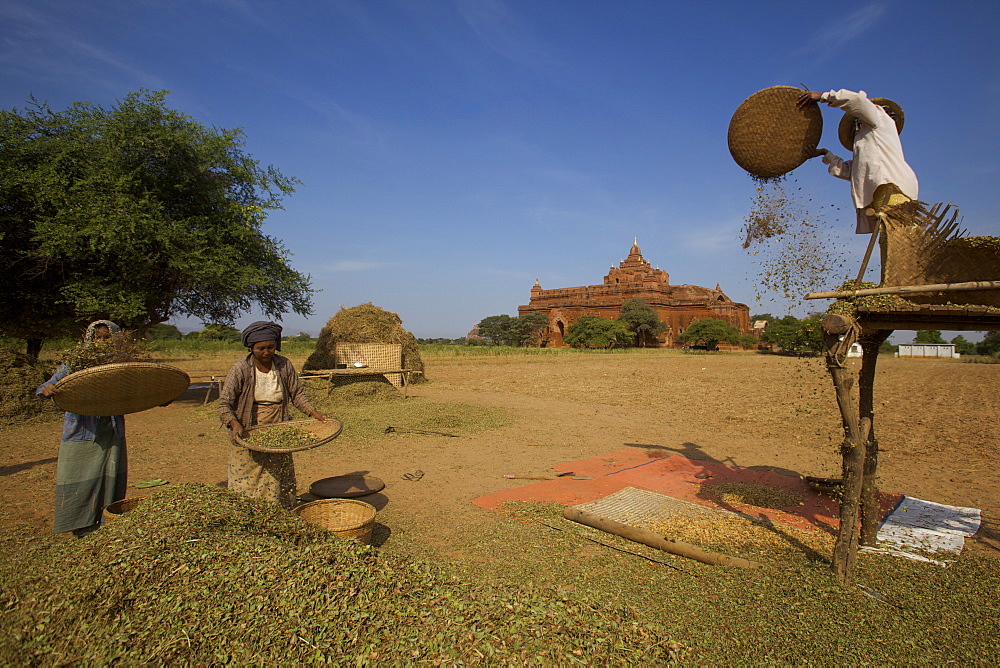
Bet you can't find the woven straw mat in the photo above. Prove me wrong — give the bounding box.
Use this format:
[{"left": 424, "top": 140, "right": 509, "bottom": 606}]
[
  {"left": 572, "top": 486, "right": 748, "bottom": 528},
  {"left": 53, "top": 362, "right": 190, "bottom": 417},
  {"left": 728, "top": 85, "right": 822, "bottom": 179},
  {"left": 335, "top": 342, "right": 404, "bottom": 387}
]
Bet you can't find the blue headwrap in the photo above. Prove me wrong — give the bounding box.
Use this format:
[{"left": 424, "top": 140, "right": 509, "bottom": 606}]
[{"left": 242, "top": 321, "right": 283, "bottom": 351}]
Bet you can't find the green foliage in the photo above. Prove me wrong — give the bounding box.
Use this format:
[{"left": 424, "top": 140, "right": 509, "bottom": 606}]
[
  {"left": 913, "top": 330, "right": 946, "bottom": 344},
  {"left": 950, "top": 335, "right": 976, "bottom": 356},
  {"left": 619, "top": 298, "right": 668, "bottom": 347},
  {"left": 476, "top": 315, "right": 516, "bottom": 346},
  {"left": 185, "top": 324, "right": 242, "bottom": 343},
  {"left": 510, "top": 312, "right": 549, "bottom": 347},
  {"left": 147, "top": 323, "right": 182, "bottom": 340},
  {"left": 416, "top": 337, "right": 466, "bottom": 345},
  {"left": 879, "top": 340, "right": 899, "bottom": 354},
  {"left": 476, "top": 313, "right": 548, "bottom": 347},
  {"left": 0, "top": 89, "right": 313, "bottom": 352},
  {"left": 676, "top": 318, "right": 744, "bottom": 350},
  {"left": 760, "top": 315, "right": 825, "bottom": 354},
  {"left": 287, "top": 331, "right": 313, "bottom": 342},
  {"left": 975, "top": 331, "right": 1000, "bottom": 357},
  {"left": 563, "top": 316, "right": 633, "bottom": 349}
]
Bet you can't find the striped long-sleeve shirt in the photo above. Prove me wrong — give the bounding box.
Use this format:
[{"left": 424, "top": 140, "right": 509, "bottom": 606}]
[{"left": 217, "top": 354, "right": 317, "bottom": 430}]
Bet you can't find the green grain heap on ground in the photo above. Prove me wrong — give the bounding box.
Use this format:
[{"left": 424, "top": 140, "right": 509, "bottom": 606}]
[{"left": 0, "top": 484, "right": 677, "bottom": 665}]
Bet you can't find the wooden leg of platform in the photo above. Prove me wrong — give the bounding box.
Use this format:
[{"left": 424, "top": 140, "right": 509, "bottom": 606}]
[{"left": 859, "top": 330, "right": 892, "bottom": 546}]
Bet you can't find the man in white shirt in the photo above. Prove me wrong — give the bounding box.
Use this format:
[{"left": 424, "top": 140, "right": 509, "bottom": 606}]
[{"left": 798, "top": 89, "right": 918, "bottom": 233}]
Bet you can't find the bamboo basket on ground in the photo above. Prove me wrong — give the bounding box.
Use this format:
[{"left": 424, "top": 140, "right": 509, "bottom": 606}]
[
  {"left": 103, "top": 497, "right": 143, "bottom": 521},
  {"left": 292, "top": 498, "right": 376, "bottom": 544}
]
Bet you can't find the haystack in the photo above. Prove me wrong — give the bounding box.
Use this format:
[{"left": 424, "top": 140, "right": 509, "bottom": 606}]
[{"left": 303, "top": 303, "right": 425, "bottom": 381}]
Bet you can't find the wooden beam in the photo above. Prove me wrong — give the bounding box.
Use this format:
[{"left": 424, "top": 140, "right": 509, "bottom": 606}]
[{"left": 804, "top": 280, "right": 1000, "bottom": 300}]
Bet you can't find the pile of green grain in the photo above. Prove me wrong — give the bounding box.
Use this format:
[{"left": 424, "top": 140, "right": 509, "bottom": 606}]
[
  {"left": 826, "top": 280, "right": 918, "bottom": 318},
  {"left": 248, "top": 425, "right": 313, "bottom": 449},
  {"left": 0, "top": 484, "right": 673, "bottom": 665},
  {"left": 303, "top": 302, "right": 425, "bottom": 382},
  {"left": 0, "top": 348, "right": 62, "bottom": 423},
  {"left": 59, "top": 330, "right": 149, "bottom": 371}
]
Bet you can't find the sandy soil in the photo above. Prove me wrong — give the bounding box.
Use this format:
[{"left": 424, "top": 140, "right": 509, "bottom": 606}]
[{"left": 2, "top": 352, "right": 998, "bottom": 557}]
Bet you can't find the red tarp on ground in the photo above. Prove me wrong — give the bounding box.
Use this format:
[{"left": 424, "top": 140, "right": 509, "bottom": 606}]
[{"left": 473, "top": 447, "right": 902, "bottom": 534}]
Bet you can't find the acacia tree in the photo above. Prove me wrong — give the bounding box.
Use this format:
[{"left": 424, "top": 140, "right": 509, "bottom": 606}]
[
  {"left": 563, "top": 317, "right": 632, "bottom": 349},
  {"left": 510, "top": 312, "right": 549, "bottom": 347},
  {"left": 0, "top": 90, "right": 313, "bottom": 356},
  {"left": 476, "top": 315, "right": 516, "bottom": 346},
  {"left": 676, "top": 318, "right": 744, "bottom": 350},
  {"left": 913, "top": 330, "right": 946, "bottom": 344},
  {"left": 619, "top": 298, "right": 667, "bottom": 347}
]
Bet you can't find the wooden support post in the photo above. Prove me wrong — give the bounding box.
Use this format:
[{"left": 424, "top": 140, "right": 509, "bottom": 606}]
[
  {"left": 822, "top": 316, "right": 866, "bottom": 585},
  {"left": 859, "top": 330, "right": 892, "bottom": 545},
  {"left": 822, "top": 319, "right": 894, "bottom": 583}
]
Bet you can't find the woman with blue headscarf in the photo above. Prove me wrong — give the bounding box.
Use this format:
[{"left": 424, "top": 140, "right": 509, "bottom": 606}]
[
  {"left": 217, "top": 321, "right": 326, "bottom": 508},
  {"left": 36, "top": 320, "right": 127, "bottom": 536}
]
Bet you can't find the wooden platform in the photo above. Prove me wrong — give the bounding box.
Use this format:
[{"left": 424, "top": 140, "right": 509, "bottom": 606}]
[{"left": 855, "top": 304, "right": 1000, "bottom": 331}]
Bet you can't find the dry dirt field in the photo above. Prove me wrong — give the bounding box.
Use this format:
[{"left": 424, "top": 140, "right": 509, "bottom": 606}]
[{"left": 2, "top": 350, "right": 998, "bottom": 559}]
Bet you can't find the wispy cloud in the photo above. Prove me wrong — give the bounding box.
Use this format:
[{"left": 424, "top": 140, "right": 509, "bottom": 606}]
[
  {"left": 0, "top": 3, "right": 166, "bottom": 94},
  {"left": 795, "top": 2, "right": 889, "bottom": 65},
  {"left": 455, "top": 0, "right": 560, "bottom": 75}
]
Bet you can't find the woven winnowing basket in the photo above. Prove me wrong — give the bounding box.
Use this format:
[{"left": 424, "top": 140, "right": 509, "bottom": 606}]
[
  {"left": 877, "top": 199, "right": 1000, "bottom": 308},
  {"left": 292, "top": 499, "right": 376, "bottom": 543},
  {"left": 334, "top": 342, "right": 403, "bottom": 388},
  {"left": 53, "top": 362, "right": 191, "bottom": 416},
  {"left": 728, "top": 86, "right": 823, "bottom": 179}
]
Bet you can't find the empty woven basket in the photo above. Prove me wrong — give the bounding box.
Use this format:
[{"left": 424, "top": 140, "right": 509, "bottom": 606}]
[
  {"left": 102, "top": 497, "right": 143, "bottom": 521},
  {"left": 292, "top": 498, "right": 376, "bottom": 543},
  {"left": 53, "top": 362, "right": 190, "bottom": 416}
]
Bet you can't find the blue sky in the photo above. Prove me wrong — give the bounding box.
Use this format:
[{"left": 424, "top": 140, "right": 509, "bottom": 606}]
[{"left": 2, "top": 0, "right": 998, "bottom": 341}]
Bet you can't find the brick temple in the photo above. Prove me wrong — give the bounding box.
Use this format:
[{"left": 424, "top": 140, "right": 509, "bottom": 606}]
[{"left": 518, "top": 239, "right": 751, "bottom": 347}]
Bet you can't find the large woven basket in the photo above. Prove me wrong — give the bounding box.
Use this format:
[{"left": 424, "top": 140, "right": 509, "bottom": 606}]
[
  {"left": 871, "top": 188, "right": 1000, "bottom": 308},
  {"left": 102, "top": 496, "right": 143, "bottom": 521},
  {"left": 52, "top": 362, "right": 190, "bottom": 416},
  {"left": 292, "top": 498, "right": 376, "bottom": 543},
  {"left": 728, "top": 85, "right": 823, "bottom": 179},
  {"left": 234, "top": 418, "right": 343, "bottom": 453}
]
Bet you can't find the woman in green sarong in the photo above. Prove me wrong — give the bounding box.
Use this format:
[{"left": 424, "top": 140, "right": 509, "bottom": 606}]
[{"left": 37, "top": 320, "right": 127, "bottom": 536}]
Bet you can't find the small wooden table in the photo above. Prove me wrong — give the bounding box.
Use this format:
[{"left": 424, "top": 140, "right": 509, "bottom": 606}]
[{"left": 300, "top": 368, "right": 418, "bottom": 397}]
